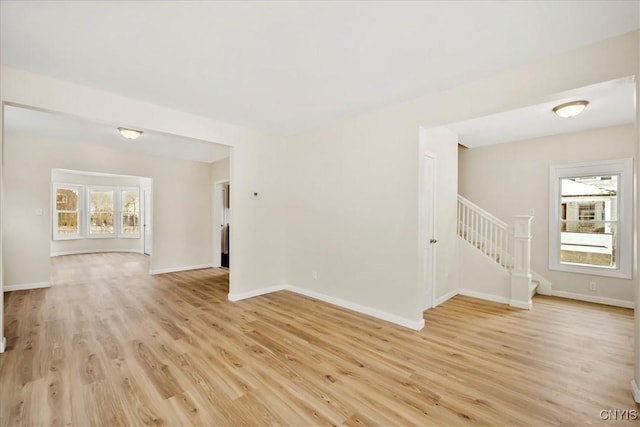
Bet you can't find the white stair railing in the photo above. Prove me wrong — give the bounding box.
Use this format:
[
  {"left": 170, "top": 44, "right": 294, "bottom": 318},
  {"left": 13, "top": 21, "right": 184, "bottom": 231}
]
[
  {"left": 457, "top": 195, "right": 534, "bottom": 309},
  {"left": 457, "top": 195, "right": 512, "bottom": 269}
]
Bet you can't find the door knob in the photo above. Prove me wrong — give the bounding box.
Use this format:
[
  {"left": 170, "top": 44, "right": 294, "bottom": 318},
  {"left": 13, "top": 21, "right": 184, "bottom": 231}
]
[{"left": 430, "top": 239, "right": 437, "bottom": 244}]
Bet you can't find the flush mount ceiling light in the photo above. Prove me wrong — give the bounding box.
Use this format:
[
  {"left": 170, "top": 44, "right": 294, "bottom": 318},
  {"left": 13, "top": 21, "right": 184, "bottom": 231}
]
[
  {"left": 552, "top": 100, "right": 589, "bottom": 118},
  {"left": 118, "top": 127, "right": 143, "bottom": 140}
]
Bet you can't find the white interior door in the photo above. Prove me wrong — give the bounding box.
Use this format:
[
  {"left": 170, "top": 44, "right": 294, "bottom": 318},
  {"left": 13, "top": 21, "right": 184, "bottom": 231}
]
[
  {"left": 143, "top": 188, "right": 152, "bottom": 256},
  {"left": 423, "top": 154, "right": 436, "bottom": 310}
]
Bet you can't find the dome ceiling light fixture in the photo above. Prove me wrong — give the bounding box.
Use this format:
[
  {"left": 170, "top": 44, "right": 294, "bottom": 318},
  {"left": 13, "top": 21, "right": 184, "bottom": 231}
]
[
  {"left": 118, "top": 127, "right": 143, "bottom": 140},
  {"left": 552, "top": 100, "right": 589, "bottom": 118}
]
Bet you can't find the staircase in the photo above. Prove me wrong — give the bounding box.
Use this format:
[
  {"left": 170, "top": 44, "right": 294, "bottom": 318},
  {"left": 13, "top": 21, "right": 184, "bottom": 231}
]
[{"left": 457, "top": 195, "right": 536, "bottom": 308}]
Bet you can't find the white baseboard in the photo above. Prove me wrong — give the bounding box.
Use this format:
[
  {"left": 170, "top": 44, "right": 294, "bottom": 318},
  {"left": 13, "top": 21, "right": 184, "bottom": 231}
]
[
  {"left": 0, "top": 337, "right": 5, "bottom": 353},
  {"left": 459, "top": 289, "right": 510, "bottom": 305},
  {"left": 435, "top": 289, "right": 459, "bottom": 306},
  {"left": 509, "top": 299, "right": 532, "bottom": 310},
  {"left": 285, "top": 285, "right": 425, "bottom": 331},
  {"left": 551, "top": 290, "right": 634, "bottom": 309},
  {"left": 228, "top": 285, "right": 286, "bottom": 302},
  {"left": 227, "top": 284, "right": 424, "bottom": 331},
  {"left": 149, "top": 264, "right": 214, "bottom": 275},
  {"left": 435, "top": 288, "right": 530, "bottom": 310},
  {"left": 4, "top": 281, "right": 51, "bottom": 292},
  {"left": 51, "top": 249, "right": 144, "bottom": 257},
  {"left": 632, "top": 380, "right": 640, "bottom": 403}
]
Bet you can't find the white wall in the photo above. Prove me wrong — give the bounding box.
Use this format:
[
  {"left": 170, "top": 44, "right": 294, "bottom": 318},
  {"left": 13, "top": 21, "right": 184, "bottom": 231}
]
[
  {"left": 282, "top": 31, "right": 639, "bottom": 326},
  {"left": 457, "top": 239, "right": 511, "bottom": 302},
  {"left": 49, "top": 170, "right": 147, "bottom": 256},
  {"left": 3, "top": 131, "right": 214, "bottom": 286},
  {"left": 459, "top": 124, "right": 635, "bottom": 303},
  {"left": 634, "top": 29, "right": 640, "bottom": 401},
  {"left": 211, "top": 157, "right": 230, "bottom": 184}
]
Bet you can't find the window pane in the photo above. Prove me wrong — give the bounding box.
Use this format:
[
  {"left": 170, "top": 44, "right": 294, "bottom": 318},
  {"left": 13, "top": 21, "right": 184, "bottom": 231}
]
[
  {"left": 560, "top": 221, "right": 616, "bottom": 268},
  {"left": 57, "top": 212, "right": 78, "bottom": 234},
  {"left": 560, "top": 175, "right": 618, "bottom": 268},
  {"left": 121, "top": 189, "right": 139, "bottom": 235},
  {"left": 89, "top": 189, "right": 114, "bottom": 235},
  {"left": 56, "top": 188, "right": 78, "bottom": 211}
]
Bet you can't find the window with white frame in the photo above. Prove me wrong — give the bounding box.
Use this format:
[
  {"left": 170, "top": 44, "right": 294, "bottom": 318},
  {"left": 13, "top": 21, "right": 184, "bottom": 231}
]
[
  {"left": 549, "top": 159, "right": 632, "bottom": 279},
  {"left": 120, "top": 188, "right": 140, "bottom": 237},
  {"left": 53, "top": 184, "right": 83, "bottom": 239},
  {"left": 52, "top": 184, "right": 141, "bottom": 240},
  {"left": 88, "top": 187, "right": 115, "bottom": 237}
]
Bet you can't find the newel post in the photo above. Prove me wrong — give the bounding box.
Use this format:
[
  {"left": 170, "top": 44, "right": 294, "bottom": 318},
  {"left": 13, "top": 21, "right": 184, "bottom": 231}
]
[{"left": 510, "top": 215, "right": 533, "bottom": 310}]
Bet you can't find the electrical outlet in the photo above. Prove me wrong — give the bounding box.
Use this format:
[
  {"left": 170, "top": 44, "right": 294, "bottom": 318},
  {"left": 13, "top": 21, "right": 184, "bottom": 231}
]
[
  {"left": 312, "top": 271, "right": 318, "bottom": 280},
  {"left": 589, "top": 282, "right": 597, "bottom": 292}
]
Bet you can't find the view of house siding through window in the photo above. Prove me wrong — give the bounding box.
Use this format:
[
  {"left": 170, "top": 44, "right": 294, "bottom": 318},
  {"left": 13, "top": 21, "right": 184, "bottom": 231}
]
[
  {"left": 560, "top": 175, "right": 618, "bottom": 268},
  {"left": 89, "top": 188, "right": 115, "bottom": 235},
  {"left": 121, "top": 189, "right": 139, "bottom": 234},
  {"left": 56, "top": 187, "right": 80, "bottom": 235}
]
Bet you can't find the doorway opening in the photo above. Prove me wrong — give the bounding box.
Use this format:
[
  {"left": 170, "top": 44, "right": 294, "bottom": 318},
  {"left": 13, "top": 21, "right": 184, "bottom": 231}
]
[
  {"left": 143, "top": 187, "right": 152, "bottom": 256},
  {"left": 50, "top": 169, "right": 152, "bottom": 258},
  {"left": 50, "top": 168, "right": 153, "bottom": 284},
  {"left": 214, "top": 180, "right": 231, "bottom": 269}
]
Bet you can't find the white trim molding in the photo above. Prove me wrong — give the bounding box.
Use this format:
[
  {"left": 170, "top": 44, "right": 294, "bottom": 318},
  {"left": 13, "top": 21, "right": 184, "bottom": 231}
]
[
  {"left": 435, "top": 288, "right": 530, "bottom": 309},
  {"left": 459, "top": 289, "right": 510, "bottom": 305},
  {"left": 549, "top": 158, "right": 633, "bottom": 279},
  {"left": 228, "top": 284, "right": 425, "bottom": 331},
  {"left": 150, "top": 264, "right": 214, "bottom": 275},
  {"left": 531, "top": 270, "right": 553, "bottom": 295},
  {"left": 509, "top": 299, "right": 533, "bottom": 310},
  {"left": 0, "top": 337, "right": 5, "bottom": 353},
  {"left": 286, "top": 285, "right": 425, "bottom": 331},
  {"left": 435, "top": 289, "right": 459, "bottom": 306},
  {"left": 51, "top": 249, "right": 144, "bottom": 257},
  {"left": 228, "top": 285, "right": 286, "bottom": 302},
  {"left": 4, "top": 281, "right": 51, "bottom": 292},
  {"left": 632, "top": 380, "right": 640, "bottom": 403},
  {"left": 551, "top": 290, "right": 634, "bottom": 309}
]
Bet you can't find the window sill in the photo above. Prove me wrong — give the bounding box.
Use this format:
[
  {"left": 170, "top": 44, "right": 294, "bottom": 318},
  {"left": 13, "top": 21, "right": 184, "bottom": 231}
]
[{"left": 549, "top": 263, "right": 631, "bottom": 280}]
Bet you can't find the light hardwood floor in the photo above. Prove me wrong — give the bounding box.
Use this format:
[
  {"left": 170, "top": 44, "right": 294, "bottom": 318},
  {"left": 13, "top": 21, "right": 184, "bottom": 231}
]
[{"left": 1, "top": 253, "right": 637, "bottom": 426}]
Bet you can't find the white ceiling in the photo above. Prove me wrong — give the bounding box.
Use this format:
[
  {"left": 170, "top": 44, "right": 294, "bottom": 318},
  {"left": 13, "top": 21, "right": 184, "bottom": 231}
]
[
  {"left": 4, "top": 106, "right": 231, "bottom": 163},
  {"left": 451, "top": 77, "right": 637, "bottom": 148},
  {"left": 1, "top": 1, "right": 638, "bottom": 136}
]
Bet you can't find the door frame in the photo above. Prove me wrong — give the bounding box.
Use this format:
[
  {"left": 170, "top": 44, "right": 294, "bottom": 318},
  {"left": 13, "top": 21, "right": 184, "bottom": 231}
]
[
  {"left": 419, "top": 151, "right": 438, "bottom": 311},
  {"left": 142, "top": 187, "right": 153, "bottom": 256},
  {"left": 213, "top": 179, "right": 230, "bottom": 268}
]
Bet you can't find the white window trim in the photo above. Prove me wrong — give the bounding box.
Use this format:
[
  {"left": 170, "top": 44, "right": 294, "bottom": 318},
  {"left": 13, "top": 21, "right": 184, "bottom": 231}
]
[
  {"left": 119, "top": 187, "right": 141, "bottom": 239},
  {"left": 87, "top": 186, "right": 117, "bottom": 239},
  {"left": 52, "top": 183, "right": 84, "bottom": 240},
  {"left": 52, "top": 183, "right": 142, "bottom": 241},
  {"left": 549, "top": 158, "right": 633, "bottom": 279}
]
